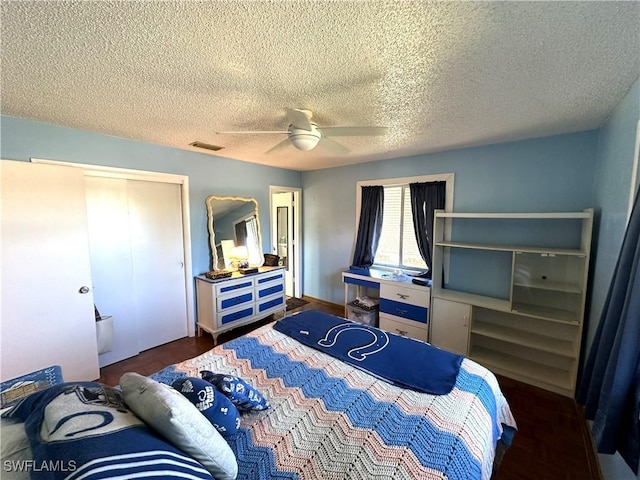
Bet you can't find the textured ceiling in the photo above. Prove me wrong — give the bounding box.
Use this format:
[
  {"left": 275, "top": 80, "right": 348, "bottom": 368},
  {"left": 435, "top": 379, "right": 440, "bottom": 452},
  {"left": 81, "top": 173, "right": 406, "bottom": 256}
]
[{"left": 1, "top": 1, "right": 639, "bottom": 171}]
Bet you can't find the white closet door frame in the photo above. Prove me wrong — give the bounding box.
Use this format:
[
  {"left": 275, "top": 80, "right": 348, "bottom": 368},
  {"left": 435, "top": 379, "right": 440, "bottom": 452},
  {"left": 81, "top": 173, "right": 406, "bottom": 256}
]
[{"left": 31, "top": 158, "right": 196, "bottom": 337}]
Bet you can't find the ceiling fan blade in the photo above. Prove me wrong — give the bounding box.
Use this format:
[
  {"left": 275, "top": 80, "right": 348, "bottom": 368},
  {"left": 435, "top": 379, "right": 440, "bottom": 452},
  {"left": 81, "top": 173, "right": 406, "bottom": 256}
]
[
  {"left": 215, "top": 130, "right": 288, "bottom": 134},
  {"left": 286, "top": 109, "right": 313, "bottom": 131},
  {"left": 318, "top": 136, "right": 350, "bottom": 155},
  {"left": 321, "top": 126, "right": 388, "bottom": 137},
  {"left": 265, "top": 138, "right": 292, "bottom": 155}
]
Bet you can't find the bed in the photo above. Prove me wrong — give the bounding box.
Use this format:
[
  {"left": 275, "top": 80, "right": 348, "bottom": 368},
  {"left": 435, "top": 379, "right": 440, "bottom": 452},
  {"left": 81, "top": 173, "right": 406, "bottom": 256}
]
[{"left": 1, "top": 310, "right": 516, "bottom": 480}]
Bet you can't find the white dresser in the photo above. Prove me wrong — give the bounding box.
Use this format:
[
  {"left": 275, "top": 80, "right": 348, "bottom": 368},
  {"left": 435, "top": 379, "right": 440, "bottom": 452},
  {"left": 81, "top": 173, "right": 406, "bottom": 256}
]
[
  {"left": 195, "top": 267, "right": 286, "bottom": 344},
  {"left": 342, "top": 268, "right": 430, "bottom": 342}
]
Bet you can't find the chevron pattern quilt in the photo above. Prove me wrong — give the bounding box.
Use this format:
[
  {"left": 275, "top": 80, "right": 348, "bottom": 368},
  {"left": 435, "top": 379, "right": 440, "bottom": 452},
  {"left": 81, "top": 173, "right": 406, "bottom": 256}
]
[{"left": 149, "top": 319, "right": 517, "bottom": 480}]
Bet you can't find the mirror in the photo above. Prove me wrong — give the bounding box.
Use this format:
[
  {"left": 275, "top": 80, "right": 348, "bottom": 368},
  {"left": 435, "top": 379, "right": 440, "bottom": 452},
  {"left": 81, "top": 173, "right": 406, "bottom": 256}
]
[{"left": 206, "top": 195, "right": 263, "bottom": 271}]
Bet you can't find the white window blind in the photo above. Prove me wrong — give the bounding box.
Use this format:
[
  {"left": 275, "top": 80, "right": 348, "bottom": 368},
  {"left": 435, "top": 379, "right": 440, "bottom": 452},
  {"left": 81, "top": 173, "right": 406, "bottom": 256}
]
[
  {"left": 245, "top": 216, "right": 261, "bottom": 265},
  {"left": 374, "top": 186, "right": 427, "bottom": 270}
]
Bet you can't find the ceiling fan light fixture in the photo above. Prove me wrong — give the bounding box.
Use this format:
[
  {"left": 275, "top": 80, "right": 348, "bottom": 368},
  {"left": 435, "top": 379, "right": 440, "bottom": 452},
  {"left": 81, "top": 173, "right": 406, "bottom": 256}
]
[
  {"left": 218, "top": 110, "right": 387, "bottom": 155},
  {"left": 289, "top": 124, "right": 321, "bottom": 151}
]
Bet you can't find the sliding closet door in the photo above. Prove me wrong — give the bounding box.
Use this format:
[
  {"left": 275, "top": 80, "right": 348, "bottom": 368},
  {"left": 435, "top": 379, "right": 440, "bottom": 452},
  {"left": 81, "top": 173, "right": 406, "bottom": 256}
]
[
  {"left": 85, "top": 177, "right": 188, "bottom": 366},
  {"left": 1, "top": 160, "right": 100, "bottom": 382},
  {"left": 127, "top": 180, "right": 188, "bottom": 350},
  {"left": 85, "top": 176, "right": 139, "bottom": 367}
]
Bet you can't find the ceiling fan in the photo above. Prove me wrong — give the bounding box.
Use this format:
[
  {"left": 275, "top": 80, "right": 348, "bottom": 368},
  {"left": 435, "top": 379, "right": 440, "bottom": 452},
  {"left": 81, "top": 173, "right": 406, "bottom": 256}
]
[{"left": 216, "top": 109, "right": 388, "bottom": 155}]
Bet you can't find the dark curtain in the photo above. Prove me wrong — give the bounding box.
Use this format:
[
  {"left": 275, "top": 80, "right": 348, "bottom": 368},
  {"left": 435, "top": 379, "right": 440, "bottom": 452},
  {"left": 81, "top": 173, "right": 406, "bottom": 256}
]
[
  {"left": 578, "top": 189, "right": 640, "bottom": 473},
  {"left": 235, "top": 221, "right": 247, "bottom": 247},
  {"left": 351, "top": 186, "right": 384, "bottom": 267},
  {"left": 409, "top": 181, "right": 446, "bottom": 276}
]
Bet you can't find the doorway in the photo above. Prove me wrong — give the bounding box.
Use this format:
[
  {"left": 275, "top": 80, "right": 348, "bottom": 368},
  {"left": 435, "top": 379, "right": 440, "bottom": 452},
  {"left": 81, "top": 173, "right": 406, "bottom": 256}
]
[{"left": 270, "top": 186, "right": 302, "bottom": 298}]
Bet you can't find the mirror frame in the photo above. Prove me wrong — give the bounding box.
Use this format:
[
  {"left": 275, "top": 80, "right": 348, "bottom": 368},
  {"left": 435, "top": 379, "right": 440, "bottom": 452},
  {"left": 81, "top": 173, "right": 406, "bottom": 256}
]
[{"left": 206, "top": 195, "right": 264, "bottom": 271}]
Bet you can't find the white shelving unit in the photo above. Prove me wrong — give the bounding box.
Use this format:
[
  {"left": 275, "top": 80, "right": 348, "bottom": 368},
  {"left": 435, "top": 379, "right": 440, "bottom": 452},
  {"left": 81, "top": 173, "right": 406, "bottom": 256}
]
[{"left": 429, "top": 209, "right": 593, "bottom": 397}]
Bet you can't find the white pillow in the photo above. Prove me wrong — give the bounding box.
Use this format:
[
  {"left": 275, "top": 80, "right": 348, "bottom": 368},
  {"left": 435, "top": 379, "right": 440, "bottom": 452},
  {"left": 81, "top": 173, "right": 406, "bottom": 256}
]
[
  {"left": 0, "top": 418, "right": 31, "bottom": 480},
  {"left": 120, "top": 372, "right": 238, "bottom": 480}
]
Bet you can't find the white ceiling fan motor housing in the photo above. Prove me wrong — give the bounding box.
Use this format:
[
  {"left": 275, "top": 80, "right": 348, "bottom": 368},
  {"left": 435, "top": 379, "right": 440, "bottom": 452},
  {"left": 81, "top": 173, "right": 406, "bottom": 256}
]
[{"left": 288, "top": 123, "right": 321, "bottom": 151}]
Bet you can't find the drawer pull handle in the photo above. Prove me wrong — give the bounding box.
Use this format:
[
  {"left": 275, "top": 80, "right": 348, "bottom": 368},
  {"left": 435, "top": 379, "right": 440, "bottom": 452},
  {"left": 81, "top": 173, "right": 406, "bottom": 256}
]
[
  {"left": 395, "top": 329, "right": 408, "bottom": 336},
  {"left": 396, "top": 309, "right": 408, "bottom": 315},
  {"left": 397, "top": 293, "right": 410, "bottom": 299}
]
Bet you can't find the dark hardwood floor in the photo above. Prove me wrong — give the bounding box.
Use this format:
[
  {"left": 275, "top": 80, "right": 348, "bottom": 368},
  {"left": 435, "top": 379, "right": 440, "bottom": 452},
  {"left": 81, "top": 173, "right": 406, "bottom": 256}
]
[
  {"left": 494, "top": 375, "right": 599, "bottom": 480},
  {"left": 98, "top": 298, "right": 334, "bottom": 386},
  {"left": 99, "top": 298, "right": 599, "bottom": 480}
]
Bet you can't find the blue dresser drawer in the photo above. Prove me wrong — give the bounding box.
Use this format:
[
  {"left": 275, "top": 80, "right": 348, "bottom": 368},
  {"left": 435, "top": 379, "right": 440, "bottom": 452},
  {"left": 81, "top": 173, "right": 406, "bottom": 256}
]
[
  {"left": 219, "top": 291, "right": 253, "bottom": 310},
  {"left": 379, "top": 298, "right": 428, "bottom": 324},
  {"left": 257, "top": 271, "right": 284, "bottom": 284},
  {"left": 216, "top": 279, "right": 253, "bottom": 295},
  {"left": 258, "top": 295, "right": 285, "bottom": 313},
  {"left": 220, "top": 306, "right": 254, "bottom": 325},
  {"left": 257, "top": 282, "right": 284, "bottom": 299}
]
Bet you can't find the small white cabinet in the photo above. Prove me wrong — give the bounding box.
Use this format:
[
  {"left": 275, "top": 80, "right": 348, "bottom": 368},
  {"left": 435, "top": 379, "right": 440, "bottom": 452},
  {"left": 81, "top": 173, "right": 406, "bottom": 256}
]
[
  {"left": 430, "top": 298, "right": 470, "bottom": 355},
  {"left": 196, "top": 267, "right": 286, "bottom": 344}
]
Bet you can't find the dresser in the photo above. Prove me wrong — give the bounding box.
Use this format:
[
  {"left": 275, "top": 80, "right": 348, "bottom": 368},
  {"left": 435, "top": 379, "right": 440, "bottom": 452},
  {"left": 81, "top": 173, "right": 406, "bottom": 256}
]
[
  {"left": 342, "top": 268, "right": 431, "bottom": 341},
  {"left": 195, "top": 267, "right": 286, "bottom": 344}
]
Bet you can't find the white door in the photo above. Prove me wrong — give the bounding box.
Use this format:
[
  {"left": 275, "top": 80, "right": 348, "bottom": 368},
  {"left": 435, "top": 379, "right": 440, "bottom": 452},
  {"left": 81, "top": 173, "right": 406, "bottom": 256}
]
[
  {"left": 127, "top": 180, "right": 187, "bottom": 351},
  {"left": 1, "top": 160, "right": 100, "bottom": 382},
  {"left": 84, "top": 176, "right": 139, "bottom": 366},
  {"left": 272, "top": 191, "right": 295, "bottom": 296}
]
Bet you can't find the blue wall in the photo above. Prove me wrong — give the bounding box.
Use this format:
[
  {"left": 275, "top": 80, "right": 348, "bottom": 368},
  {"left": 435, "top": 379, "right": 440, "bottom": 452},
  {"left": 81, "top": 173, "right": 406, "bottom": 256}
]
[
  {"left": 0, "top": 116, "right": 302, "bottom": 277},
  {"left": 301, "top": 131, "right": 599, "bottom": 304}
]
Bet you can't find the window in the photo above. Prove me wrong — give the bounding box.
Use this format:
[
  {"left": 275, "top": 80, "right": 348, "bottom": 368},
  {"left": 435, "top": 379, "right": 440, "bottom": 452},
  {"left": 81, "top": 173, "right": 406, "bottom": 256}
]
[
  {"left": 354, "top": 173, "right": 454, "bottom": 272},
  {"left": 245, "top": 215, "right": 261, "bottom": 265},
  {"left": 234, "top": 215, "right": 261, "bottom": 265},
  {"left": 375, "top": 185, "right": 427, "bottom": 270}
]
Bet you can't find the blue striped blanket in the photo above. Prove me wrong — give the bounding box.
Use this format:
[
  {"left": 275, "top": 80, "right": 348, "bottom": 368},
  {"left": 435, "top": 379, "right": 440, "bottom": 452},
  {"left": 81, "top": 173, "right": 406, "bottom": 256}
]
[{"left": 151, "top": 317, "right": 517, "bottom": 480}]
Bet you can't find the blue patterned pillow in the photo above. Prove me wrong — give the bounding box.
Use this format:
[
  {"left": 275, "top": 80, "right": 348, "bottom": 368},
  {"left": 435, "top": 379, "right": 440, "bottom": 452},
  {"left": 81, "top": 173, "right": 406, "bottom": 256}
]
[
  {"left": 171, "top": 377, "right": 240, "bottom": 436},
  {"left": 200, "top": 371, "right": 270, "bottom": 411}
]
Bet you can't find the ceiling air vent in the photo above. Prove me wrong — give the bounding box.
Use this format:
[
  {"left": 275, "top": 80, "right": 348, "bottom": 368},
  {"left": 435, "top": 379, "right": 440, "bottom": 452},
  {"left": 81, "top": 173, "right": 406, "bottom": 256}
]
[{"left": 189, "top": 141, "right": 224, "bottom": 152}]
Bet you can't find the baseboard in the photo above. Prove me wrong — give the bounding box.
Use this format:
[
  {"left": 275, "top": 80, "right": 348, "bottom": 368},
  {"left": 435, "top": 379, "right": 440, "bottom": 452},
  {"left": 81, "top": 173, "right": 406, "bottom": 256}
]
[{"left": 577, "top": 404, "right": 603, "bottom": 480}]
